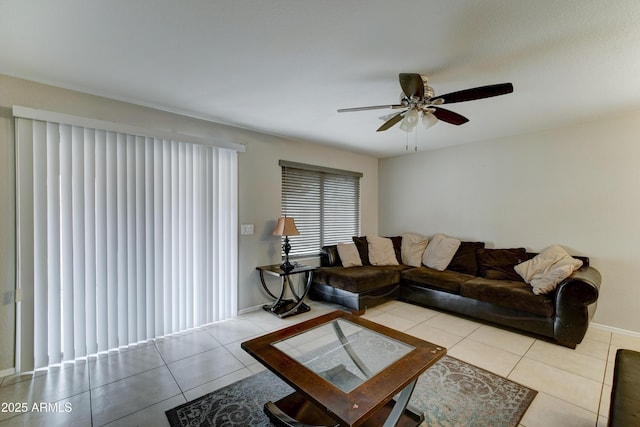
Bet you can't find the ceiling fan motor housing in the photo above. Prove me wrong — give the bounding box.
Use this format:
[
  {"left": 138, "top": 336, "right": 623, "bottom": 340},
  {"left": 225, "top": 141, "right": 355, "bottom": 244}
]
[
  {"left": 422, "top": 75, "right": 435, "bottom": 99},
  {"left": 400, "top": 75, "right": 434, "bottom": 107}
]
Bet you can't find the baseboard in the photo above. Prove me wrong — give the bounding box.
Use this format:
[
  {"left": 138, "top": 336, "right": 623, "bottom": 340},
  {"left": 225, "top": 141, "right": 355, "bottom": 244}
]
[
  {"left": 0, "top": 367, "right": 15, "bottom": 379},
  {"left": 590, "top": 322, "right": 640, "bottom": 339},
  {"left": 238, "top": 304, "right": 264, "bottom": 315}
]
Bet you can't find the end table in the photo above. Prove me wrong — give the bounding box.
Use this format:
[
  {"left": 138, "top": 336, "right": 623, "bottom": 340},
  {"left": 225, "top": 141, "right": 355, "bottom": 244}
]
[{"left": 256, "top": 264, "right": 316, "bottom": 318}]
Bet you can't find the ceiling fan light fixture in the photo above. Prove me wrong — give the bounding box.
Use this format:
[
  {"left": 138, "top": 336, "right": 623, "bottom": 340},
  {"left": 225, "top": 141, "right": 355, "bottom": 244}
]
[
  {"left": 399, "top": 109, "right": 419, "bottom": 132},
  {"left": 421, "top": 111, "right": 438, "bottom": 129}
]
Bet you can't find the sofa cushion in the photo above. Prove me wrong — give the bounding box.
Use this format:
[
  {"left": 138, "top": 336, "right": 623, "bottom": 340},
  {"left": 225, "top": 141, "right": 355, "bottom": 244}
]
[
  {"left": 477, "top": 248, "right": 528, "bottom": 281},
  {"left": 515, "top": 245, "right": 583, "bottom": 295},
  {"left": 336, "top": 243, "right": 362, "bottom": 268},
  {"left": 321, "top": 245, "right": 341, "bottom": 267},
  {"left": 387, "top": 236, "right": 403, "bottom": 264},
  {"left": 447, "top": 241, "right": 485, "bottom": 276},
  {"left": 460, "top": 278, "right": 554, "bottom": 317},
  {"left": 313, "top": 265, "right": 408, "bottom": 293},
  {"left": 401, "top": 233, "right": 429, "bottom": 267},
  {"left": 422, "top": 233, "right": 461, "bottom": 271},
  {"left": 352, "top": 236, "right": 370, "bottom": 265},
  {"left": 367, "top": 235, "right": 400, "bottom": 266},
  {"left": 401, "top": 267, "right": 475, "bottom": 293}
]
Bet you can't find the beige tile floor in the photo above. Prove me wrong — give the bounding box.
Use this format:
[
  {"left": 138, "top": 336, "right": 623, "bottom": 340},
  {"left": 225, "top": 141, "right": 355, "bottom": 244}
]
[{"left": 0, "top": 299, "right": 638, "bottom": 426}]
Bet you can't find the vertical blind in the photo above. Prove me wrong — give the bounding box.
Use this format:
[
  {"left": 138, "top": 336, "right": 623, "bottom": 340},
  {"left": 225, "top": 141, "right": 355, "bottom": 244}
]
[
  {"left": 15, "top": 116, "right": 238, "bottom": 371},
  {"left": 280, "top": 161, "right": 361, "bottom": 257}
]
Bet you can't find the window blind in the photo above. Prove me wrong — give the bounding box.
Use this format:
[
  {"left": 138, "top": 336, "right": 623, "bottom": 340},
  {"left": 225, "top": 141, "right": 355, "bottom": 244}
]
[
  {"left": 280, "top": 161, "right": 361, "bottom": 257},
  {"left": 15, "top": 115, "right": 238, "bottom": 371}
]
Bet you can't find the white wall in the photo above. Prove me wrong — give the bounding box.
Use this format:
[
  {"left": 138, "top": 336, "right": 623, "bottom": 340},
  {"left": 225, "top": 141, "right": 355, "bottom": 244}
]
[
  {"left": 0, "top": 74, "right": 379, "bottom": 371},
  {"left": 379, "top": 109, "right": 640, "bottom": 332},
  {"left": 238, "top": 136, "right": 378, "bottom": 312}
]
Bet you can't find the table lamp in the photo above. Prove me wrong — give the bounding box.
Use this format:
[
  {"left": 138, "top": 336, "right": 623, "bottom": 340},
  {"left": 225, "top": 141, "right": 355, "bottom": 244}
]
[{"left": 272, "top": 216, "right": 299, "bottom": 272}]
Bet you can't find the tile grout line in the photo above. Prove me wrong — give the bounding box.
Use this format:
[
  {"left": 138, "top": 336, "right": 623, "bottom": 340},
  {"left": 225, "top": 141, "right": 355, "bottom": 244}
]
[
  {"left": 94, "top": 339, "right": 192, "bottom": 426},
  {"left": 507, "top": 337, "right": 607, "bottom": 423},
  {"left": 594, "top": 331, "right": 614, "bottom": 425},
  {"left": 505, "top": 337, "right": 536, "bottom": 380},
  {"left": 153, "top": 339, "right": 187, "bottom": 402}
]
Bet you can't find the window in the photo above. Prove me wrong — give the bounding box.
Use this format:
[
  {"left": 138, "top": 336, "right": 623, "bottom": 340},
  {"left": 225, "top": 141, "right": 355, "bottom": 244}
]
[
  {"left": 14, "top": 108, "right": 239, "bottom": 371},
  {"left": 280, "top": 161, "right": 362, "bottom": 257}
]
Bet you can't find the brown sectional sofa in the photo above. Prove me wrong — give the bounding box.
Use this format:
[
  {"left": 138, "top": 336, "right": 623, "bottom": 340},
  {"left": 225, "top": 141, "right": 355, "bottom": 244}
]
[{"left": 308, "top": 238, "right": 602, "bottom": 348}]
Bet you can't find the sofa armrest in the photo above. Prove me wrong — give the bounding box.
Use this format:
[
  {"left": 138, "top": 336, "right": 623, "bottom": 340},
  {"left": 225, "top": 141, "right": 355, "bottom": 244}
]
[
  {"left": 553, "top": 266, "right": 602, "bottom": 347},
  {"left": 557, "top": 266, "right": 601, "bottom": 305}
]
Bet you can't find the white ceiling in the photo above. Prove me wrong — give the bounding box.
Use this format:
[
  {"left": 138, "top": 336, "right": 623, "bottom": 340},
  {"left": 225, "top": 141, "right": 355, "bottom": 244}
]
[{"left": 2, "top": 1, "right": 640, "bottom": 158}]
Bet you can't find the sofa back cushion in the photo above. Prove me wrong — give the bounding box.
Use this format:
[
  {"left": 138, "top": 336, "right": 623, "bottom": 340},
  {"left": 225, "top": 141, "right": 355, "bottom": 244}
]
[
  {"left": 320, "top": 245, "right": 341, "bottom": 267},
  {"left": 447, "top": 241, "right": 485, "bottom": 276},
  {"left": 477, "top": 248, "right": 528, "bottom": 281},
  {"left": 422, "top": 233, "right": 461, "bottom": 271},
  {"left": 367, "top": 235, "right": 400, "bottom": 266},
  {"left": 401, "top": 233, "right": 429, "bottom": 267},
  {"left": 352, "top": 236, "right": 370, "bottom": 265},
  {"left": 336, "top": 243, "right": 363, "bottom": 268},
  {"left": 388, "top": 236, "right": 403, "bottom": 264}
]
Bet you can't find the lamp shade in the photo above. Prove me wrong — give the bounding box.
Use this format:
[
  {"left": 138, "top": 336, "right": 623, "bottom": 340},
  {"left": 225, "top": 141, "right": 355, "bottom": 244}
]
[{"left": 272, "top": 217, "right": 300, "bottom": 236}]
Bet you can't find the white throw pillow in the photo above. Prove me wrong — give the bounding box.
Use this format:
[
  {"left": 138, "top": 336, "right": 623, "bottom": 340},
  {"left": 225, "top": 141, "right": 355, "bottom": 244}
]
[
  {"left": 336, "top": 243, "right": 363, "bottom": 268},
  {"left": 514, "top": 245, "right": 583, "bottom": 295},
  {"left": 401, "top": 233, "right": 429, "bottom": 267},
  {"left": 367, "top": 235, "right": 399, "bottom": 266},
  {"left": 422, "top": 233, "right": 461, "bottom": 271}
]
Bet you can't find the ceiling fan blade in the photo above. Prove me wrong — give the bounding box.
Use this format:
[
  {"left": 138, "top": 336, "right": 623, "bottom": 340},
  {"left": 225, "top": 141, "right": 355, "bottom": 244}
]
[
  {"left": 432, "top": 107, "right": 469, "bottom": 125},
  {"left": 379, "top": 112, "right": 400, "bottom": 121},
  {"left": 376, "top": 111, "right": 406, "bottom": 132},
  {"left": 337, "top": 104, "right": 402, "bottom": 113},
  {"left": 435, "top": 83, "right": 513, "bottom": 104},
  {"left": 399, "top": 73, "right": 424, "bottom": 98}
]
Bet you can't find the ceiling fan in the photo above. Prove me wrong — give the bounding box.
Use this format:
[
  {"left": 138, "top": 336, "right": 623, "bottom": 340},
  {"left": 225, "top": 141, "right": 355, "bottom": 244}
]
[{"left": 337, "top": 73, "right": 513, "bottom": 132}]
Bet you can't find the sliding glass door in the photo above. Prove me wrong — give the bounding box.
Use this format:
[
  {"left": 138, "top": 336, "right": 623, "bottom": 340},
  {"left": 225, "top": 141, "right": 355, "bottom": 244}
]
[{"left": 15, "top": 113, "right": 238, "bottom": 371}]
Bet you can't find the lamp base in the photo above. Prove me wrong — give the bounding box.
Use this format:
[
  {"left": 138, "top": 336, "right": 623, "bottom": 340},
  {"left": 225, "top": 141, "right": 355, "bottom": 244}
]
[
  {"left": 280, "top": 260, "right": 295, "bottom": 272},
  {"left": 280, "top": 236, "right": 295, "bottom": 272}
]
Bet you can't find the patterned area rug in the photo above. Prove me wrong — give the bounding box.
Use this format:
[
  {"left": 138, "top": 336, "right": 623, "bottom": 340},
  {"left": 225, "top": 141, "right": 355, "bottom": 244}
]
[{"left": 166, "top": 355, "right": 536, "bottom": 427}]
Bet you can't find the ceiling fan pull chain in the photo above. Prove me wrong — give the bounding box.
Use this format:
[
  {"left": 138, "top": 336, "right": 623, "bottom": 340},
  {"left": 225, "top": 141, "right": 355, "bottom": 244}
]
[{"left": 405, "top": 130, "right": 409, "bottom": 151}]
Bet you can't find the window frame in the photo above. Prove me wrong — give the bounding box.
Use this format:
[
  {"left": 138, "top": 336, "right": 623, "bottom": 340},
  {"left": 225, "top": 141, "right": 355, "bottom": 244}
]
[{"left": 279, "top": 160, "right": 362, "bottom": 258}]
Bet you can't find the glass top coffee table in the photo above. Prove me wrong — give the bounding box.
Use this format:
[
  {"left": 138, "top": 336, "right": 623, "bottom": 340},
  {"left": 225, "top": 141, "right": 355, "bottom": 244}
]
[{"left": 241, "top": 310, "right": 446, "bottom": 427}]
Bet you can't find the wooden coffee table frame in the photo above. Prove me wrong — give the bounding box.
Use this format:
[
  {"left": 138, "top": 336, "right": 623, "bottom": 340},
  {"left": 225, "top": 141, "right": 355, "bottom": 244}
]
[{"left": 241, "top": 311, "right": 446, "bottom": 427}]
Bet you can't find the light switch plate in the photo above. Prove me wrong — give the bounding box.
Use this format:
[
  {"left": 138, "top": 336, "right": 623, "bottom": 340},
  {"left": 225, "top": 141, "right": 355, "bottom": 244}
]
[{"left": 240, "top": 224, "right": 254, "bottom": 235}]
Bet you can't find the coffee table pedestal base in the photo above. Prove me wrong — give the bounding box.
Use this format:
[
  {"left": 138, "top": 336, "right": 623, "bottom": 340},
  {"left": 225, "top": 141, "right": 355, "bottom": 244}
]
[{"left": 265, "top": 391, "right": 424, "bottom": 427}]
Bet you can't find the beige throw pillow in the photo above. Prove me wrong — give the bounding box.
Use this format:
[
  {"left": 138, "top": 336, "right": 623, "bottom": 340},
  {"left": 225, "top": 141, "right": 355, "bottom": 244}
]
[
  {"left": 336, "top": 243, "right": 363, "bottom": 268},
  {"left": 422, "top": 233, "right": 461, "bottom": 271},
  {"left": 401, "top": 233, "right": 429, "bottom": 267},
  {"left": 367, "top": 235, "right": 399, "bottom": 266},
  {"left": 515, "top": 245, "right": 583, "bottom": 295}
]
